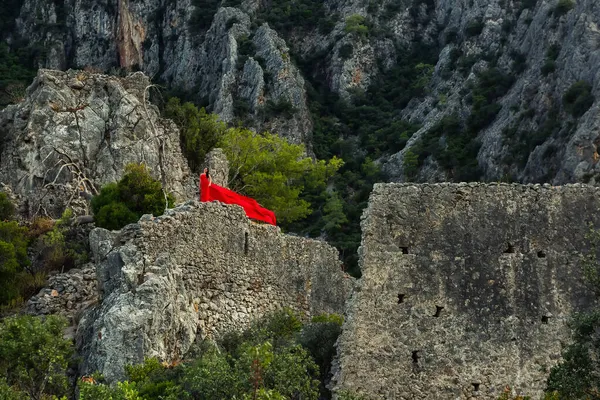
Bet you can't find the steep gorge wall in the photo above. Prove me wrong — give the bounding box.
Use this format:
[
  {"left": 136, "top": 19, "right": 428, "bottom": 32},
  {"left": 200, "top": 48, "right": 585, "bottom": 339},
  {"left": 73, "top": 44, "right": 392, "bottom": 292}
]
[
  {"left": 76, "top": 200, "right": 351, "bottom": 382},
  {"left": 333, "top": 183, "right": 599, "bottom": 399}
]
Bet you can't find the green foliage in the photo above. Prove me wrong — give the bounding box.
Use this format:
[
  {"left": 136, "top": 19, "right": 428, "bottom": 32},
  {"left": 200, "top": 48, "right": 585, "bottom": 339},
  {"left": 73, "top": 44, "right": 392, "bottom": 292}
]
[
  {"left": 163, "top": 97, "right": 226, "bottom": 172},
  {"left": 0, "top": 315, "right": 73, "bottom": 400},
  {"left": 553, "top": 0, "right": 574, "bottom": 17},
  {"left": 298, "top": 314, "right": 344, "bottom": 389},
  {"left": 221, "top": 128, "right": 342, "bottom": 224},
  {"left": 79, "top": 381, "right": 143, "bottom": 400},
  {"left": 563, "top": 81, "right": 595, "bottom": 118},
  {"left": 541, "top": 45, "right": 560, "bottom": 76},
  {"left": 468, "top": 68, "right": 515, "bottom": 132},
  {"left": 546, "top": 311, "right": 600, "bottom": 398},
  {"left": 255, "top": 0, "right": 336, "bottom": 38},
  {"left": 0, "top": 221, "right": 29, "bottom": 305},
  {"left": 344, "top": 14, "right": 369, "bottom": 36},
  {"left": 0, "top": 44, "right": 36, "bottom": 107},
  {"left": 92, "top": 164, "right": 175, "bottom": 230},
  {"left": 0, "top": 192, "right": 15, "bottom": 221},
  {"left": 465, "top": 20, "right": 485, "bottom": 37},
  {"left": 502, "top": 107, "right": 560, "bottom": 168},
  {"left": 188, "top": 0, "right": 219, "bottom": 35},
  {"left": 339, "top": 43, "right": 354, "bottom": 60}
]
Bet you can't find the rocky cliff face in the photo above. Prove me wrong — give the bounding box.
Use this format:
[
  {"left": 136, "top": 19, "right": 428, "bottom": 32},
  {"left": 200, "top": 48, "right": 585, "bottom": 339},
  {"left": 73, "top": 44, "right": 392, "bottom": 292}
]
[
  {"left": 8, "top": 0, "right": 600, "bottom": 184},
  {"left": 0, "top": 69, "right": 195, "bottom": 218}
]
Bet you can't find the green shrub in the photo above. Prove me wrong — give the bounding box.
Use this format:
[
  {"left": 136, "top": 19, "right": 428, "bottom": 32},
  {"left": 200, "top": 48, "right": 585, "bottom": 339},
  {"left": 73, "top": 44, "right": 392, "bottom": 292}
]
[
  {"left": 0, "top": 192, "right": 15, "bottom": 220},
  {"left": 563, "top": 81, "right": 595, "bottom": 117},
  {"left": 91, "top": 164, "right": 175, "bottom": 231},
  {"left": 465, "top": 20, "right": 485, "bottom": 37},
  {"left": 541, "top": 61, "right": 556, "bottom": 76},
  {"left": 80, "top": 380, "right": 143, "bottom": 400},
  {"left": 339, "top": 43, "right": 354, "bottom": 60},
  {"left": 0, "top": 221, "right": 29, "bottom": 305},
  {"left": 344, "top": 14, "right": 369, "bottom": 36},
  {"left": 188, "top": 0, "right": 219, "bottom": 35},
  {"left": 164, "top": 97, "right": 225, "bottom": 172},
  {"left": 0, "top": 315, "right": 73, "bottom": 399},
  {"left": 221, "top": 128, "right": 342, "bottom": 224},
  {"left": 553, "top": 0, "right": 574, "bottom": 17}
]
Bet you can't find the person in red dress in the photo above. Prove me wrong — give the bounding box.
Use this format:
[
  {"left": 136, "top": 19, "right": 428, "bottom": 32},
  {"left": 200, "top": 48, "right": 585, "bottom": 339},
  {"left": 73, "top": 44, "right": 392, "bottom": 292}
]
[{"left": 200, "top": 168, "right": 276, "bottom": 225}]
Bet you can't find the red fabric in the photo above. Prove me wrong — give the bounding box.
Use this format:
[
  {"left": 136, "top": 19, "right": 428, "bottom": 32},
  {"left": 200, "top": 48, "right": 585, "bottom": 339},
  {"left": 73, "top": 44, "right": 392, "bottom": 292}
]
[{"left": 200, "top": 173, "right": 277, "bottom": 225}]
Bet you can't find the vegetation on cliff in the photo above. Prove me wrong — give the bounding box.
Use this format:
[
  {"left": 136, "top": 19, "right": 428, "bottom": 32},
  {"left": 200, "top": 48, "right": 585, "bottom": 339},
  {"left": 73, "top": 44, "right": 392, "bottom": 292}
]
[
  {"left": 0, "top": 310, "right": 345, "bottom": 399},
  {"left": 91, "top": 164, "right": 175, "bottom": 231}
]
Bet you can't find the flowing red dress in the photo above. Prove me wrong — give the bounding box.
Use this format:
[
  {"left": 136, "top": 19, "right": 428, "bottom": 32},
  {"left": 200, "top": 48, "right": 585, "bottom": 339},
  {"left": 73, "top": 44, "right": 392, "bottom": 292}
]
[{"left": 200, "top": 173, "right": 276, "bottom": 225}]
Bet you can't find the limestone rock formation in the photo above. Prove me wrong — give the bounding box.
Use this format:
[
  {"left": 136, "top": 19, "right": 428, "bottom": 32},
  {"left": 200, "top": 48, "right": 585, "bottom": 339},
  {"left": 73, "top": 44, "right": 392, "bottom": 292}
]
[
  {"left": 332, "top": 183, "right": 599, "bottom": 399},
  {"left": 0, "top": 69, "right": 195, "bottom": 218},
  {"left": 77, "top": 201, "right": 351, "bottom": 383},
  {"left": 10, "top": 0, "right": 600, "bottom": 183}
]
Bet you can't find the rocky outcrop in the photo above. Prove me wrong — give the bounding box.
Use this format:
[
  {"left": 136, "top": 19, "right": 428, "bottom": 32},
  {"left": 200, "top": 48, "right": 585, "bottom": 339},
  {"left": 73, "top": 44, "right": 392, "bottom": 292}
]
[
  {"left": 0, "top": 69, "right": 195, "bottom": 218},
  {"left": 332, "top": 183, "right": 599, "bottom": 399},
  {"left": 77, "top": 201, "right": 352, "bottom": 383}
]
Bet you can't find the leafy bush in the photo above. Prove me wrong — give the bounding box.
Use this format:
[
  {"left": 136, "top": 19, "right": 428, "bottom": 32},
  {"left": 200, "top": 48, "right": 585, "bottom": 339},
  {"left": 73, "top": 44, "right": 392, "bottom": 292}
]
[
  {"left": 563, "top": 81, "right": 595, "bottom": 117},
  {"left": 465, "top": 20, "right": 485, "bottom": 37},
  {"left": 0, "top": 192, "right": 15, "bottom": 220},
  {"left": 339, "top": 43, "right": 354, "bottom": 60},
  {"left": 91, "top": 164, "right": 175, "bottom": 231},
  {"left": 163, "top": 97, "right": 225, "bottom": 172},
  {"left": 553, "top": 0, "right": 574, "bottom": 17},
  {"left": 344, "top": 14, "right": 369, "bottom": 36},
  {"left": 221, "top": 128, "right": 342, "bottom": 224},
  {"left": 255, "top": 0, "right": 336, "bottom": 38},
  {"left": 188, "top": 0, "right": 219, "bottom": 35},
  {"left": 0, "top": 221, "right": 29, "bottom": 305},
  {"left": 80, "top": 380, "right": 143, "bottom": 400},
  {"left": 0, "top": 315, "right": 73, "bottom": 399}
]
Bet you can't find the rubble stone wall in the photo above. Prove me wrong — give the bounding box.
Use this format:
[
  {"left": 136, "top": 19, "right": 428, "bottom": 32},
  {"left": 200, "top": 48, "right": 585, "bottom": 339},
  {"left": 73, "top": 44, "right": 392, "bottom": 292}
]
[
  {"left": 77, "top": 201, "right": 351, "bottom": 382},
  {"left": 333, "top": 183, "right": 600, "bottom": 400}
]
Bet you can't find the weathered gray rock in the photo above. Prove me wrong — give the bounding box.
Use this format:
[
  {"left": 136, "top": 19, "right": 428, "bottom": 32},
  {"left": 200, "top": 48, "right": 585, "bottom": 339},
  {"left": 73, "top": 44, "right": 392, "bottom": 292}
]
[
  {"left": 332, "top": 183, "right": 600, "bottom": 399},
  {"left": 203, "top": 148, "right": 229, "bottom": 188},
  {"left": 0, "top": 69, "right": 195, "bottom": 218},
  {"left": 77, "top": 201, "right": 352, "bottom": 383}
]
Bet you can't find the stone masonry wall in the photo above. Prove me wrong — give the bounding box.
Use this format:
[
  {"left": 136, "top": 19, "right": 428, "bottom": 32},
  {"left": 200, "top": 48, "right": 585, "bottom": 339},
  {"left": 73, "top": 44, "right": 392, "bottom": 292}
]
[
  {"left": 332, "top": 183, "right": 600, "bottom": 400},
  {"left": 77, "top": 201, "right": 351, "bottom": 382}
]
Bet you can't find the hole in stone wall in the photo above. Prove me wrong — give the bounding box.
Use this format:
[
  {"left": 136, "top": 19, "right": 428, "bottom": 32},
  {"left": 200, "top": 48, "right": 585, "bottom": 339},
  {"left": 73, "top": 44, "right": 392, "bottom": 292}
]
[
  {"left": 472, "top": 383, "right": 480, "bottom": 392},
  {"left": 401, "top": 246, "right": 409, "bottom": 254},
  {"left": 434, "top": 305, "right": 444, "bottom": 317},
  {"left": 504, "top": 243, "right": 515, "bottom": 253},
  {"left": 411, "top": 350, "right": 420, "bottom": 364},
  {"left": 244, "top": 232, "right": 249, "bottom": 255},
  {"left": 542, "top": 315, "right": 550, "bottom": 324},
  {"left": 537, "top": 250, "right": 546, "bottom": 258},
  {"left": 398, "top": 294, "right": 405, "bottom": 304}
]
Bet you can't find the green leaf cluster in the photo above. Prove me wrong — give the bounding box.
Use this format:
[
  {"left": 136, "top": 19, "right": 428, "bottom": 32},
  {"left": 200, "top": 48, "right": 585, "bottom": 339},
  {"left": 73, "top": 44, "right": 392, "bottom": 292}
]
[
  {"left": 80, "top": 309, "right": 340, "bottom": 400},
  {"left": 344, "top": 14, "right": 369, "bottom": 36},
  {"left": 221, "top": 127, "right": 343, "bottom": 224},
  {"left": 563, "top": 81, "right": 595, "bottom": 118},
  {"left": 91, "top": 164, "right": 175, "bottom": 231},
  {"left": 0, "top": 315, "right": 73, "bottom": 400},
  {"left": 163, "top": 97, "right": 225, "bottom": 172},
  {"left": 0, "top": 220, "right": 29, "bottom": 305}
]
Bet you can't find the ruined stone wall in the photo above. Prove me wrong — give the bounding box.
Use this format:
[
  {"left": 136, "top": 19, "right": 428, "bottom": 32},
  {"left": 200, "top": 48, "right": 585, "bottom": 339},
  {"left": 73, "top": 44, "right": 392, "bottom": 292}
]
[
  {"left": 77, "top": 201, "right": 351, "bottom": 382},
  {"left": 332, "top": 183, "right": 600, "bottom": 400}
]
